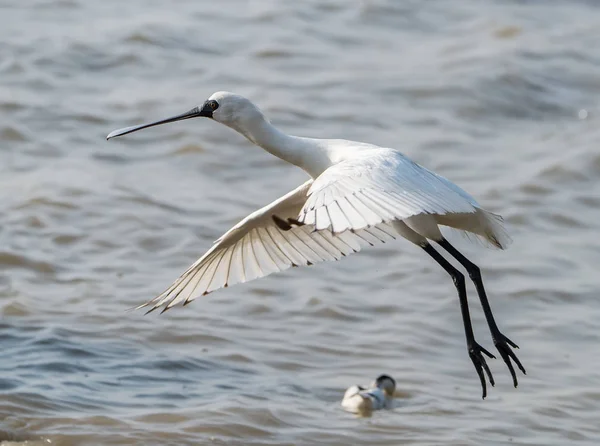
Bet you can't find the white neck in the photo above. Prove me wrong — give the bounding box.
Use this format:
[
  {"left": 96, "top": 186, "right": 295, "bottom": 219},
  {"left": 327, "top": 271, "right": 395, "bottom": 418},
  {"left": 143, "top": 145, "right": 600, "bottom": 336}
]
[{"left": 230, "top": 116, "right": 331, "bottom": 179}]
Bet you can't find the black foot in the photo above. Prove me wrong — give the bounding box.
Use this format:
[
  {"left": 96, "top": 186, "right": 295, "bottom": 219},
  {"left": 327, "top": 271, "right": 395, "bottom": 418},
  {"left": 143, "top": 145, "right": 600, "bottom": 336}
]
[
  {"left": 469, "top": 342, "right": 496, "bottom": 399},
  {"left": 493, "top": 332, "right": 526, "bottom": 388}
]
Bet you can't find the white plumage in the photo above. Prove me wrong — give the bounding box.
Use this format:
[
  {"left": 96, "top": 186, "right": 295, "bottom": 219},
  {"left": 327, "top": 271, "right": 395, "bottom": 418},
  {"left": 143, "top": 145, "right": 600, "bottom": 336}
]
[
  {"left": 107, "top": 91, "right": 525, "bottom": 398},
  {"left": 145, "top": 180, "right": 398, "bottom": 312},
  {"left": 299, "top": 149, "right": 509, "bottom": 247},
  {"left": 106, "top": 91, "right": 508, "bottom": 312}
]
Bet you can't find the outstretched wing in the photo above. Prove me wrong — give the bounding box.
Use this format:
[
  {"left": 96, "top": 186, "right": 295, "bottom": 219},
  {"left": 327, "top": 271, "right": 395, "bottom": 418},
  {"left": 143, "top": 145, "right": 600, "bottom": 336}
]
[
  {"left": 140, "top": 179, "right": 396, "bottom": 313},
  {"left": 298, "top": 149, "right": 480, "bottom": 233}
]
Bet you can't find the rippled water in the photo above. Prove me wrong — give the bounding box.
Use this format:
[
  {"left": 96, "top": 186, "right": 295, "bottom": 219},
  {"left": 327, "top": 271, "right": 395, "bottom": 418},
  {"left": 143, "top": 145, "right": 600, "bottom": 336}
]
[{"left": 2, "top": 0, "right": 600, "bottom": 445}]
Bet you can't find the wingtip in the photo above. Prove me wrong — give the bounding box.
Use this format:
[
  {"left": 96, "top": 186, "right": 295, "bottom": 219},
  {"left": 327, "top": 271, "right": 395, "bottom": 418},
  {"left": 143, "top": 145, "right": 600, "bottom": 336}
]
[
  {"left": 144, "top": 305, "right": 160, "bottom": 315},
  {"left": 159, "top": 305, "right": 171, "bottom": 315}
]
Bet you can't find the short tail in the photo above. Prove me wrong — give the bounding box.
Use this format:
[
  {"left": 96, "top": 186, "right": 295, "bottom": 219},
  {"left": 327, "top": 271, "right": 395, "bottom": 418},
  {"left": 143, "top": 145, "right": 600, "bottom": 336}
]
[
  {"left": 478, "top": 210, "right": 512, "bottom": 249},
  {"left": 435, "top": 210, "right": 512, "bottom": 250}
]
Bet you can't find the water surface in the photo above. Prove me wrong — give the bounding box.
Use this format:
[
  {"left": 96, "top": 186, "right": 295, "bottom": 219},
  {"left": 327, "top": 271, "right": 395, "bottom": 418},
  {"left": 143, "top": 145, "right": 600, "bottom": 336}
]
[{"left": 1, "top": 1, "right": 600, "bottom": 445}]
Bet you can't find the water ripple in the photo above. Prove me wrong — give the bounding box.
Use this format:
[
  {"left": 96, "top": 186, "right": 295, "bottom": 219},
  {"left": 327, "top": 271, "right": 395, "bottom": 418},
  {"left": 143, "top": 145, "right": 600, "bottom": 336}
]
[{"left": 1, "top": 0, "right": 600, "bottom": 445}]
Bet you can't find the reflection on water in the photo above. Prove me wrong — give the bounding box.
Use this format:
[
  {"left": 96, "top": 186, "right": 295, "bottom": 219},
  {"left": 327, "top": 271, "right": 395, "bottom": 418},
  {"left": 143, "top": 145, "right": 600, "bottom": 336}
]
[{"left": 1, "top": 0, "right": 600, "bottom": 445}]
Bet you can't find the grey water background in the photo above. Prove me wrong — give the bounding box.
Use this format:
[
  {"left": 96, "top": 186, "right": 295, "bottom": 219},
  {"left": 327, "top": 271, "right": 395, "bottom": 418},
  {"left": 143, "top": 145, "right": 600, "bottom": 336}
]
[{"left": 2, "top": 0, "right": 600, "bottom": 444}]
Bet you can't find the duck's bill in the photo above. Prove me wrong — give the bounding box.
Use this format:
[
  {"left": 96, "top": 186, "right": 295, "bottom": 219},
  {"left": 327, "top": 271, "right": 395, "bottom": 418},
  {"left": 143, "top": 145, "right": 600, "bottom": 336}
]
[{"left": 106, "top": 106, "right": 210, "bottom": 140}]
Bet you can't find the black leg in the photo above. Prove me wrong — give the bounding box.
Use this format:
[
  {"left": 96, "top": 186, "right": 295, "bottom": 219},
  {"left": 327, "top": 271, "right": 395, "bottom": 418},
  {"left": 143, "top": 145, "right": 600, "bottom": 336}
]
[
  {"left": 422, "top": 244, "right": 495, "bottom": 398},
  {"left": 437, "top": 239, "right": 526, "bottom": 387}
]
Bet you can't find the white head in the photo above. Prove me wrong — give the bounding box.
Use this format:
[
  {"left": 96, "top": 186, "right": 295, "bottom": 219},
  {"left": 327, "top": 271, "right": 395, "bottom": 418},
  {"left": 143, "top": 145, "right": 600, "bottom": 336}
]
[
  {"left": 106, "top": 91, "right": 266, "bottom": 140},
  {"left": 207, "top": 91, "right": 266, "bottom": 129}
]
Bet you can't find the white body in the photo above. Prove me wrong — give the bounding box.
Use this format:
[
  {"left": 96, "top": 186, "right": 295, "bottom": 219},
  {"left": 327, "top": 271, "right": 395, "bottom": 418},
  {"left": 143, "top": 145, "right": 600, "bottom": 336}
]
[
  {"left": 341, "top": 385, "right": 390, "bottom": 414},
  {"left": 341, "top": 375, "right": 396, "bottom": 414},
  {"left": 108, "top": 92, "right": 510, "bottom": 312}
]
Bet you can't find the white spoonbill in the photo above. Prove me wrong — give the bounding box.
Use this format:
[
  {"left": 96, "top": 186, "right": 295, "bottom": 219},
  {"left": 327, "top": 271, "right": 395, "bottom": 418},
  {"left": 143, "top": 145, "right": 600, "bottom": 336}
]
[{"left": 107, "top": 91, "right": 525, "bottom": 398}]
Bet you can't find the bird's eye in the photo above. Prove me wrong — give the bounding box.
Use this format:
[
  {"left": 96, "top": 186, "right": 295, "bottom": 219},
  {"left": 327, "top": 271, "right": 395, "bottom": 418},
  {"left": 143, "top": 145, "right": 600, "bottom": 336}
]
[{"left": 209, "top": 100, "right": 219, "bottom": 110}]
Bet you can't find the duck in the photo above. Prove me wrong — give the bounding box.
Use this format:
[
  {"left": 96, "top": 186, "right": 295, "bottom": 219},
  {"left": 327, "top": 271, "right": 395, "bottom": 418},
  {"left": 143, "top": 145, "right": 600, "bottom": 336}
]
[{"left": 341, "top": 375, "right": 396, "bottom": 415}]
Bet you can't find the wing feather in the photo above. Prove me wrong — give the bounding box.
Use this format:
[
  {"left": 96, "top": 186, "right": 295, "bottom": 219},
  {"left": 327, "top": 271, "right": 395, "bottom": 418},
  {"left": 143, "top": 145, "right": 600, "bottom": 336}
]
[
  {"left": 140, "top": 148, "right": 506, "bottom": 313},
  {"left": 298, "top": 149, "right": 479, "bottom": 233},
  {"left": 139, "top": 179, "right": 391, "bottom": 313}
]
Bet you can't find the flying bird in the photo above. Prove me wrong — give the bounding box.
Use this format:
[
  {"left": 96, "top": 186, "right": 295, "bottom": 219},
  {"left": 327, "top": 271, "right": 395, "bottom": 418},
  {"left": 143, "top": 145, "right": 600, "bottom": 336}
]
[{"left": 107, "top": 91, "right": 525, "bottom": 398}]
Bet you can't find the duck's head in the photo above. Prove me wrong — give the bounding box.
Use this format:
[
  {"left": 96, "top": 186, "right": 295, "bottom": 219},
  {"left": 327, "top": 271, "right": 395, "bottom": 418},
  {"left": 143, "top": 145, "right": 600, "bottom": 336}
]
[{"left": 373, "top": 374, "right": 396, "bottom": 397}]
